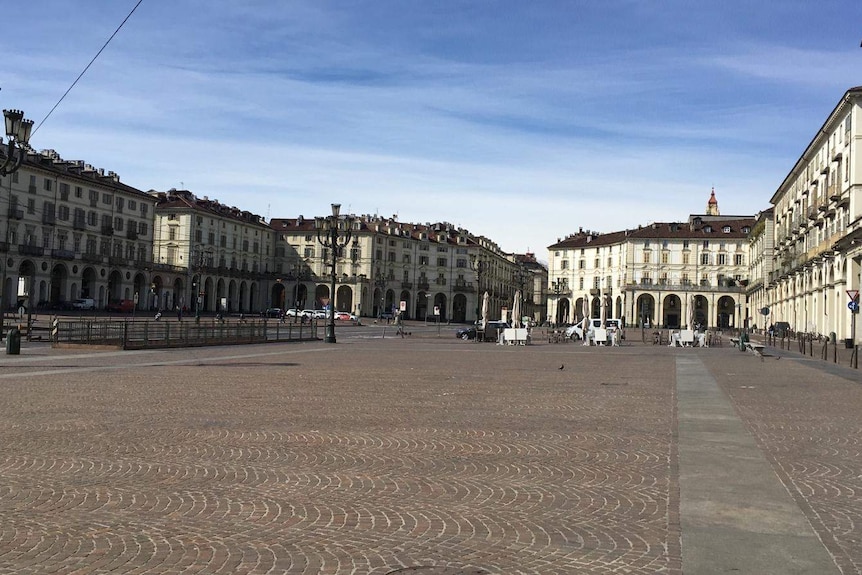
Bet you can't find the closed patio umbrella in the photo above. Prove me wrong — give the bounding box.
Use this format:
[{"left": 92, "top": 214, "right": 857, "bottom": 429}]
[{"left": 512, "top": 290, "right": 522, "bottom": 329}]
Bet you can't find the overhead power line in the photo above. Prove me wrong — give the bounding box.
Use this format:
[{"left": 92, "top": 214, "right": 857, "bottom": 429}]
[{"left": 33, "top": 0, "right": 145, "bottom": 136}]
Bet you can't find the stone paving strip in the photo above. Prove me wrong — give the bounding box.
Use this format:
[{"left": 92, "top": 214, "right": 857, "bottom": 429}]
[{"left": 0, "top": 336, "right": 859, "bottom": 574}]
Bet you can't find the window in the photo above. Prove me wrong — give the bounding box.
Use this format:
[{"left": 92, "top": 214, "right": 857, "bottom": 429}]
[
  {"left": 683, "top": 240, "right": 689, "bottom": 249},
  {"left": 419, "top": 255, "right": 429, "bottom": 266},
  {"left": 700, "top": 253, "right": 709, "bottom": 265},
  {"left": 561, "top": 260, "right": 569, "bottom": 269},
  {"left": 27, "top": 198, "right": 35, "bottom": 214},
  {"left": 735, "top": 254, "right": 744, "bottom": 266},
  {"left": 682, "top": 253, "right": 690, "bottom": 265},
  {"left": 388, "top": 251, "right": 396, "bottom": 262},
  {"left": 58, "top": 205, "right": 70, "bottom": 221},
  {"left": 717, "top": 253, "right": 727, "bottom": 265},
  {"left": 102, "top": 193, "right": 112, "bottom": 205},
  {"left": 661, "top": 251, "right": 669, "bottom": 264},
  {"left": 437, "top": 257, "right": 447, "bottom": 267},
  {"left": 642, "top": 251, "right": 651, "bottom": 264},
  {"left": 75, "top": 186, "right": 83, "bottom": 198},
  {"left": 195, "top": 230, "right": 203, "bottom": 243},
  {"left": 456, "top": 258, "right": 466, "bottom": 268},
  {"left": 304, "top": 247, "right": 314, "bottom": 258},
  {"left": 138, "top": 222, "right": 147, "bottom": 236},
  {"left": 579, "top": 259, "right": 585, "bottom": 269},
  {"left": 116, "top": 197, "right": 124, "bottom": 212},
  {"left": 59, "top": 183, "right": 69, "bottom": 200},
  {"left": 114, "top": 217, "right": 124, "bottom": 232},
  {"left": 403, "top": 254, "right": 412, "bottom": 264},
  {"left": 87, "top": 211, "right": 98, "bottom": 226}
]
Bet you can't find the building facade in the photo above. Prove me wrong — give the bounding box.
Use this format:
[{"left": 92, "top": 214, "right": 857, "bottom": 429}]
[
  {"left": 151, "top": 190, "right": 276, "bottom": 313},
  {"left": 763, "top": 87, "right": 862, "bottom": 341},
  {"left": 0, "top": 149, "right": 157, "bottom": 313},
  {"left": 270, "top": 215, "right": 539, "bottom": 322},
  {"left": 547, "top": 193, "right": 755, "bottom": 330}
]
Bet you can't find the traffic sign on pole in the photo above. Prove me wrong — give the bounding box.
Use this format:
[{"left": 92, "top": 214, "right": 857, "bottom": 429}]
[
  {"left": 849, "top": 301, "right": 859, "bottom": 312},
  {"left": 847, "top": 290, "right": 859, "bottom": 301}
]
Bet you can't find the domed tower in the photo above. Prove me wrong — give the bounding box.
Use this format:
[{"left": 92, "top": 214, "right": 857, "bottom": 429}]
[{"left": 706, "top": 187, "right": 720, "bottom": 216}]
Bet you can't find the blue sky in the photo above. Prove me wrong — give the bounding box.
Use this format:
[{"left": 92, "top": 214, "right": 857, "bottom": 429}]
[{"left": 3, "top": 1, "right": 862, "bottom": 257}]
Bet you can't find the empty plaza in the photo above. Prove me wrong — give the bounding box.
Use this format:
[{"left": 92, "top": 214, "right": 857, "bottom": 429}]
[{"left": 0, "top": 330, "right": 860, "bottom": 574}]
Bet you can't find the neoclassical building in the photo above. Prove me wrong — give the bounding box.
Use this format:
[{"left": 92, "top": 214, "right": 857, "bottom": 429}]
[
  {"left": 548, "top": 192, "right": 755, "bottom": 330},
  {"left": 759, "top": 86, "right": 862, "bottom": 341},
  {"left": 269, "top": 214, "right": 541, "bottom": 322},
  {"left": 151, "top": 189, "right": 276, "bottom": 313},
  {"left": 0, "top": 148, "right": 157, "bottom": 312}
]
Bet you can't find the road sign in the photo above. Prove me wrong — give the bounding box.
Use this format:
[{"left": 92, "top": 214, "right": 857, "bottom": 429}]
[
  {"left": 847, "top": 290, "right": 859, "bottom": 301},
  {"left": 849, "top": 301, "right": 859, "bottom": 312},
  {"left": 760, "top": 307, "right": 770, "bottom": 316}
]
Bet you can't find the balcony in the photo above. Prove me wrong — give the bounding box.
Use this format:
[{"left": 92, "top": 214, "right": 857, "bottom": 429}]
[
  {"left": 126, "top": 229, "right": 138, "bottom": 240},
  {"left": 7, "top": 208, "right": 23, "bottom": 220},
  {"left": 18, "top": 244, "right": 44, "bottom": 256},
  {"left": 401, "top": 281, "right": 413, "bottom": 289},
  {"left": 417, "top": 282, "right": 430, "bottom": 291},
  {"left": 108, "top": 256, "right": 127, "bottom": 266},
  {"left": 101, "top": 226, "right": 114, "bottom": 236},
  {"left": 0, "top": 241, "right": 8, "bottom": 252},
  {"left": 42, "top": 213, "right": 56, "bottom": 226},
  {"left": 81, "top": 253, "right": 103, "bottom": 263},
  {"left": 51, "top": 249, "right": 75, "bottom": 260},
  {"left": 453, "top": 281, "right": 475, "bottom": 292},
  {"left": 73, "top": 219, "right": 87, "bottom": 230},
  {"left": 435, "top": 278, "right": 447, "bottom": 285}
]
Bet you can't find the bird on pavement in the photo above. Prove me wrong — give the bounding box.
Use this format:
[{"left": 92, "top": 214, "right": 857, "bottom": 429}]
[{"left": 559, "top": 364, "right": 564, "bottom": 370}]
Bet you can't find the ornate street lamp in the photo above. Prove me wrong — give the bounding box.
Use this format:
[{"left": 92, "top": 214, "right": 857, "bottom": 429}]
[
  {"left": 317, "top": 203, "right": 353, "bottom": 343},
  {"left": 0, "top": 108, "right": 33, "bottom": 338},
  {"left": 551, "top": 277, "right": 568, "bottom": 325},
  {"left": 1, "top": 109, "right": 34, "bottom": 177},
  {"left": 193, "top": 248, "right": 212, "bottom": 322},
  {"left": 469, "top": 254, "right": 488, "bottom": 325},
  {"left": 374, "top": 269, "right": 387, "bottom": 319}
]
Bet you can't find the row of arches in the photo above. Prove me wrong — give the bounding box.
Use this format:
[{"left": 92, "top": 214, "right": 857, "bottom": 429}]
[
  {"left": 268, "top": 282, "right": 470, "bottom": 321},
  {"left": 553, "top": 292, "right": 741, "bottom": 329}
]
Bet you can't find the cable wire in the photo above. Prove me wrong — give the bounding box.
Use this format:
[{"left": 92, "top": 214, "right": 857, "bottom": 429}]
[{"left": 32, "top": 0, "right": 145, "bottom": 136}]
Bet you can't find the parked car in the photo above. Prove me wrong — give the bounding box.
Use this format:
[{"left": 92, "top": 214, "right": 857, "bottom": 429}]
[
  {"left": 105, "top": 299, "right": 135, "bottom": 313},
  {"left": 285, "top": 308, "right": 302, "bottom": 317},
  {"left": 456, "top": 320, "right": 510, "bottom": 341},
  {"left": 71, "top": 298, "right": 96, "bottom": 310},
  {"left": 312, "top": 310, "right": 330, "bottom": 319},
  {"left": 334, "top": 311, "right": 357, "bottom": 321},
  {"left": 263, "top": 307, "right": 282, "bottom": 318}
]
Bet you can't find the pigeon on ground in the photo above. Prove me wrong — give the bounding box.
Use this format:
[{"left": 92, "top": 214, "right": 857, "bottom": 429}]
[{"left": 559, "top": 364, "right": 564, "bottom": 370}]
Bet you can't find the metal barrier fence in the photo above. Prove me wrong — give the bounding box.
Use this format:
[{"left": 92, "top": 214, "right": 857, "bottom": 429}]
[{"left": 52, "top": 319, "right": 320, "bottom": 350}]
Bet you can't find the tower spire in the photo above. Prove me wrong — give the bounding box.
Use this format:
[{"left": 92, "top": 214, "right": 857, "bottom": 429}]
[{"left": 706, "top": 187, "right": 719, "bottom": 216}]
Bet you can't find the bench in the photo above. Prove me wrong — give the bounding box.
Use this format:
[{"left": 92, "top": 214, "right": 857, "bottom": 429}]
[{"left": 730, "top": 338, "right": 766, "bottom": 356}]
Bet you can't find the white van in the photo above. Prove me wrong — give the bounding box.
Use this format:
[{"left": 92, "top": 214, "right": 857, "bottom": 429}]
[
  {"left": 71, "top": 298, "right": 95, "bottom": 310},
  {"left": 566, "top": 318, "right": 623, "bottom": 341}
]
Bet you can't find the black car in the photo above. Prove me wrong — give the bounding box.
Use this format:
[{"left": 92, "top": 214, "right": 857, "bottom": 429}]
[{"left": 456, "top": 320, "right": 510, "bottom": 341}]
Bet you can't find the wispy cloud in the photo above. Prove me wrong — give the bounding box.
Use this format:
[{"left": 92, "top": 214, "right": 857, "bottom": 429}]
[{"left": 3, "top": 1, "right": 861, "bottom": 255}]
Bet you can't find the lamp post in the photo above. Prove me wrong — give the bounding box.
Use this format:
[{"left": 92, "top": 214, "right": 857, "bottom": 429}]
[
  {"left": 374, "top": 270, "right": 387, "bottom": 320},
  {"left": 193, "top": 248, "right": 211, "bottom": 323},
  {"left": 317, "top": 203, "right": 353, "bottom": 343},
  {"left": 0, "top": 109, "right": 34, "bottom": 339},
  {"left": 551, "top": 277, "right": 568, "bottom": 326},
  {"left": 469, "top": 254, "right": 488, "bottom": 325},
  {"left": 1, "top": 109, "right": 34, "bottom": 177}
]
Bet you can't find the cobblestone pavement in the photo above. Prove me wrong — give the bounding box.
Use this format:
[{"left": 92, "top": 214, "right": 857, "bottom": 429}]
[
  {"left": 701, "top": 352, "right": 862, "bottom": 575},
  {"left": 0, "top": 334, "right": 858, "bottom": 574}
]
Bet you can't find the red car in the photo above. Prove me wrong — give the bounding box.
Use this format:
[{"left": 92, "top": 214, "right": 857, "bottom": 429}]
[{"left": 105, "top": 299, "right": 135, "bottom": 313}]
